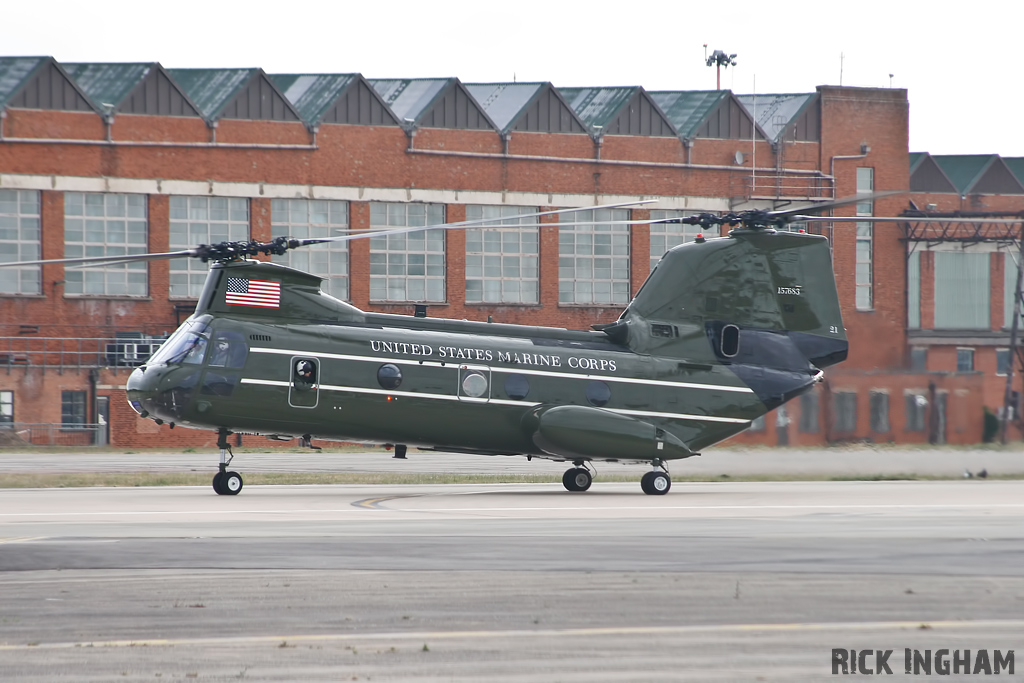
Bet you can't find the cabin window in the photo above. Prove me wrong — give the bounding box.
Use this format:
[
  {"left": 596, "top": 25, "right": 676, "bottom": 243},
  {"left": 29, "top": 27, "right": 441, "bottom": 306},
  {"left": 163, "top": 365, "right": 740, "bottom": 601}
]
[
  {"left": 294, "top": 359, "right": 318, "bottom": 386},
  {"left": 64, "top": 192, "right": 148, "bottom": 297},
  {"left": 271, "top": 199, "right": 349, "bottom": 301},
  {"left": 0, "top": 189, "right": 41, "bottom": 295},
  {"left": 169, "top": 196, "right": 249, "bottom": 299},
  {"left": 720, "top": 325, "right": 740, "bottom": 357},
  {"left": 465, "top": 205, "right": 539, "bottom": 304},
  {"left": 148, "top": 320, "right": 211, "bottom": 366},
  {"left": 209, "top": 331, "right": 248, "bottom": 369},
  {"left": 377, "top": 363, "right": 402, "bottom": 389},
  {"left": 651, "top": 324, "right": 674, "bottom": 338},
  {"left": 585, "top": 380, "right": 611, "bottom": 407},
  {"left": 504, "top": 374, "right": 530, "bottom": 400},
  {"left": 461, "top": 371, "right": 488, "bottom": 398}
]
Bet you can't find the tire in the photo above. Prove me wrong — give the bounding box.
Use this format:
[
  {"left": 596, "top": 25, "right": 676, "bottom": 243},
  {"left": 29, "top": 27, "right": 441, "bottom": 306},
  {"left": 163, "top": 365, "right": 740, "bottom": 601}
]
[
  {"left": 641, "top": 471, "right": 671, "bottom": 495},
  {"left": 212, "top": 472, "right": 225, "bottom": 495},
  {"left": 562, "top": 469, "right": 580, "bottom": 492},
  {"left": 572, "top": 468, "right": 592, "bottom": 492},
  {"left": 223, "top": 471, "right": 243, "bottom": 496}
]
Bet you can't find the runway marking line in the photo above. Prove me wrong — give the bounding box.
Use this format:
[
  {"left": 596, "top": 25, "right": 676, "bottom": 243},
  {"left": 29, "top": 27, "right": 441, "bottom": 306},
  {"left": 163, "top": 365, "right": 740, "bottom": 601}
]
[
  {"left": 2, "top": 503, "right": 1024, "bottom": 518},
  {"left": 0, "top": 537, "right": 47, "bottom": 544},
  {"left": 2, "top": 619, "right": 1022, "bottom": 651}
]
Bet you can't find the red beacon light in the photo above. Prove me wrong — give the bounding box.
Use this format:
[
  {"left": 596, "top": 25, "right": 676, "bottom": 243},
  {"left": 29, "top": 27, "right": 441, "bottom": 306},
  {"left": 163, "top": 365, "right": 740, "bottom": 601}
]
[{"left": 695, "top": 233, "right": 706, "bottom": 243}]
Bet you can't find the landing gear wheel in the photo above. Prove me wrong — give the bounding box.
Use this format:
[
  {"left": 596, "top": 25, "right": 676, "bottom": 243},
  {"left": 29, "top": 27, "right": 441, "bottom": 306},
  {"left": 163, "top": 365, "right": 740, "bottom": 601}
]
[
  {"left": 212, "top": 472, "right": 226, "bottom": 495},
  {"left": 222, "top": 471, "right": 243, "bottom": 495},
  {"left": 641, "top": 471, "right": 671, "bottom": 495},
  {"left": 562, "top": 467, "right": 592, "bottom": 492}
]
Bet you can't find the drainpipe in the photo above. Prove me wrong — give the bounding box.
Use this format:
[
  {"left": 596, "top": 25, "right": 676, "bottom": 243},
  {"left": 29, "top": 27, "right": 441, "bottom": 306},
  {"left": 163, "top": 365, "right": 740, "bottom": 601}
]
[
  {"left": 829, "top": 148, "right": 869, "bottom": 195},
  {"left": 210, "top": 121, "right": 217, "bottom": 144},
  {"left": 0, "top": 109, "right": 5, "bottom": 140}
]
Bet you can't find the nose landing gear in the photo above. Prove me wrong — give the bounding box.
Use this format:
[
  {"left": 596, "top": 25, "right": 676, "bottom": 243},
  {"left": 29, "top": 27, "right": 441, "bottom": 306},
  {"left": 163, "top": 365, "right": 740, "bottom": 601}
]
[{"left": 212, "top": 429, "right": 243, "bottom": 496}]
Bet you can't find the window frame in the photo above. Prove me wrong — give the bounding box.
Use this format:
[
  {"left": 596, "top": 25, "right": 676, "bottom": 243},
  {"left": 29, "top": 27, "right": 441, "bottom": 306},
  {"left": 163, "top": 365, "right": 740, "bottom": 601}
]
[
  {"left": 169, "top": 196, "right": 250, "bottom": 299},
  {"left": 60, "top": 390, "right": 88, "bottom": 429},
  {"left": 558, "top": 208, "right": 630, "bottom": 306},
  {"left": 0, "top": 189, "right": 41, "bottom": 295},
  {"left": 271, "top": 198, "right": 350, "bottom": 301},
  {"left": 369, "top": 202, "right": 446, "bottom": 303},
  {"left": 855, "top": 167, "right": 874, "bottom": 311},
  {"left": 64, "top": 192, "right": 149, "bottom": 297},
  {"left": 464, "top": 205, "right": 539, "bottom": 305}
]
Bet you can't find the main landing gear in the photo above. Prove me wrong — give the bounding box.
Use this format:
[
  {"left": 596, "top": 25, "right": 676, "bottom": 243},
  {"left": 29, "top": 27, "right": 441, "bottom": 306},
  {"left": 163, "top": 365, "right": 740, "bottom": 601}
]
[
  {"left": 212, "top": 429, "right": 243, "bottom": 496},
  {"left": 641, "top": 459, "right": 671, "bottom": 495},
  {"left": 562, "top": 462, "right": 592, "bottom": 492}
]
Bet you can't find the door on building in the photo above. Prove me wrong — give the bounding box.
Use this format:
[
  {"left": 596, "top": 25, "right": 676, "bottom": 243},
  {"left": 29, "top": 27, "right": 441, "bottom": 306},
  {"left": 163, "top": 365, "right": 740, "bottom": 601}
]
[{"left": 95, "top": 396, "right": 109, "bottom": 446}]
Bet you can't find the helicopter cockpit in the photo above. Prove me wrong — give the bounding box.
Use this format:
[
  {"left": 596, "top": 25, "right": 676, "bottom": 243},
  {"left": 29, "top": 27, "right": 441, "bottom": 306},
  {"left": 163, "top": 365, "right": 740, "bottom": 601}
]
[{"left": 127, "top": 316, "right": 251, "bottom": 423}]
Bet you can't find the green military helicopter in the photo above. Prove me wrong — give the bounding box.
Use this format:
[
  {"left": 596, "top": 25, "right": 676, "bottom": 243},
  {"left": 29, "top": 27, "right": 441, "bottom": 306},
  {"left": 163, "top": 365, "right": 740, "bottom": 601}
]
[{"left": 8, "top": 199, "right": 866, "bottom": 495}]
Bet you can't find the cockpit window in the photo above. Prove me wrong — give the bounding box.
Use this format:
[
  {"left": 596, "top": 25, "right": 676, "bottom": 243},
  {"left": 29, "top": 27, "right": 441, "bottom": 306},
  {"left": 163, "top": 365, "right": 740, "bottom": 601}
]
[
  {"left": 147, "top": 320, "right": 211, "bottom": 366},
  {"left": 209, "top": 330, "right": 249, "bottom": 369}
]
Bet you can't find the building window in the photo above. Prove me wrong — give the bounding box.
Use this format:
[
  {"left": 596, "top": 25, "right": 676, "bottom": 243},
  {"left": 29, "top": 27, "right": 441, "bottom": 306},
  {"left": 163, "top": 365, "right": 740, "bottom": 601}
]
[
  {"left": 833, "top": 391, "right": 857, "bottom": 432},
  {"left": 559, "top": 208, "right": 629, "bottom": 305},
  {"left": 934, "top": 252, "right": 990, "bottom": 329},
  {"left": 997, "top": 348, "right": 1011, "bottom": 376},
  {"left": 170, "top": 197, "right": 249, "bottom": 299},
  {"left": 869, "top": 391, "right": 890, "bottom": 433},
  {"left": 907, "top": 250, "right": 920, "bottom": 329},
  {"left": 956, "top": 348, "right": 975, "bottom": 372},
  {"left": 0, "top": 189, "right": 41, "bottom": 295},
  {"left": 905, "top": 392, "right": 927, "bottom": 432},
  {"left": 910, "top": 347, "right": 928, "bottom": 372},
  {"left": 799, "top": 391, "right": 819, "bottom": 433},
  {"left": 748, "top": 414, "right": 766, "bottom": 432},
  {"left": 464, "top": 205, "right": 538, "bottom": 304},
  {"left": 0, "top": 390, "right": 12, "bottom": 424},
  {"left": 649, "top": 210, "right": 718, "bottom": 271},
  {"left": 855, "top": 167, "right": 873, "bottom": 310},
  {"left": 271, "top": 199, "right": 349, "bottom": 300},
  {"left": 369, "top": 203, "right": 445, "bottom": 302},
  {"left": 61, "top": 390, "right": 87, "bottom": 427},
  {"left": 1004, "top": 251, "right": 1019, "bottom": 329},
  {"left": 64, "top": 193, "right": 148, "bottom": 296}
]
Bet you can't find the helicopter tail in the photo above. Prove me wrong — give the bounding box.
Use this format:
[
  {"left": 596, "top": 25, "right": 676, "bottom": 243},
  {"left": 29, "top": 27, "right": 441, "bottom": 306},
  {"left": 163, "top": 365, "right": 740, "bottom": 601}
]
[{"left": 620, "top": 228, "right": 847, "bottom": 411}]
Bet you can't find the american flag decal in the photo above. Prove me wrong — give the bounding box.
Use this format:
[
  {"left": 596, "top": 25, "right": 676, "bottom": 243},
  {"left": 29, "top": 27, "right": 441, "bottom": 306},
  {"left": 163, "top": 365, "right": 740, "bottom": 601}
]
[{"left": 225, "top": 277, "right": 281, "bottom": 309}]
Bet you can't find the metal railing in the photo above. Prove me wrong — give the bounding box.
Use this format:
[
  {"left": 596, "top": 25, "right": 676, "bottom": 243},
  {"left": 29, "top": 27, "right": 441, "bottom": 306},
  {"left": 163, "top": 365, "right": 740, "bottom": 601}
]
[
  {"left": 0, "top": 336, "right": 166, "bottom": 373},
  {"left": 0, "top": 422, "right": 104, "bottom": 447},
  {"left": 732, "top": 170, "right": 835, "bottom": 202}
]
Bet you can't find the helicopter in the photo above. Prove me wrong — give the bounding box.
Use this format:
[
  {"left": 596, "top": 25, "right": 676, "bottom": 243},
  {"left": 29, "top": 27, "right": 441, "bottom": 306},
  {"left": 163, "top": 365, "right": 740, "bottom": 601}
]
[{"left": 6, "top": 198, "right": 891, "bottom": 496}]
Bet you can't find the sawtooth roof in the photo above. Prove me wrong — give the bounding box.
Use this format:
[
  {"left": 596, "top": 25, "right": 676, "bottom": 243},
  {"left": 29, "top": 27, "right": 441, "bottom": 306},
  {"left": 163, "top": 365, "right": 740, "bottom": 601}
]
[
  {"left": 270, "top": 73, "right": 400, "bottom": 128},
  {"left": 167, "top": 68, "right": 301, "bottom": 123},
  {"left": 62, "top": 62, "right": 201, "bottom": 117},
  {"left": 0, "top": 56, "right": 97, "bottom": 112},
  {"left": 464, "top": 82, "right": 587, "bottom": 135}
]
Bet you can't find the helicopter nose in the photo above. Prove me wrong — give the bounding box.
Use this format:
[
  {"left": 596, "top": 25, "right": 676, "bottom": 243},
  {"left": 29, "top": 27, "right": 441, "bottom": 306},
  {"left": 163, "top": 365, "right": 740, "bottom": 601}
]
[{"left": 126, "top": 364, "right": 199, "bottom": 422}]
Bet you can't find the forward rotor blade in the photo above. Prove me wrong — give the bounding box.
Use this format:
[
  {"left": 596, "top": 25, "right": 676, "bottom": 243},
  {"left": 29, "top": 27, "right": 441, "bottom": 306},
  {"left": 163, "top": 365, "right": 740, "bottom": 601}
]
[
  {"left": 0, "top": 250, "right": 196, "bottom": 269},
  {"left": 294, "top": 199, "right": 658, "bottom": 246}
]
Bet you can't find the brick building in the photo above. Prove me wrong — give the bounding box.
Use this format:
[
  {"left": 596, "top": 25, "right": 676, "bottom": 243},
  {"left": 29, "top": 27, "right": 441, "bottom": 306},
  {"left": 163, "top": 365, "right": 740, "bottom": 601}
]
[{"left": 1, "top": 56, "right": 1022, "bottom": 448}]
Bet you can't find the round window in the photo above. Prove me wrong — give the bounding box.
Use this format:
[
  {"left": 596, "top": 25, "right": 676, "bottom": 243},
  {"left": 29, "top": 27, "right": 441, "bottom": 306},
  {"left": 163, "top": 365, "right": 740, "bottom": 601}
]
[
  {"left": 377, "top": 363, "right": 402, "bottom": 390},
  {"left": 504, "top": 374, "right": 530, "bottom": 400},
  {"left": 586, "top": 380, "right": 611, "bottom": 407},
  {"left": 462, "top": 371, "right": 488, "bottom": 398}
]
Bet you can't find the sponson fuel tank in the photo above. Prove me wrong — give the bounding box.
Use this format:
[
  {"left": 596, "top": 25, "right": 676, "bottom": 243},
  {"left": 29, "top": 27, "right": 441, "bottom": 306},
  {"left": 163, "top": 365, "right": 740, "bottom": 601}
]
[{"left": 527, "top": 405, "right": 693, "bottom": 461}]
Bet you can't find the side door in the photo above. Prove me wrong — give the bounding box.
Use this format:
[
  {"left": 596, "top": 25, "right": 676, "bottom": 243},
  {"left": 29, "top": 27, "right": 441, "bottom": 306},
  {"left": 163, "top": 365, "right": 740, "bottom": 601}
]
[
  {"left": 289, "top": 356, "right": 320, "bottom": 409},
  {"left": 457, "top": 364, "right": 491, "bottom": 403}
]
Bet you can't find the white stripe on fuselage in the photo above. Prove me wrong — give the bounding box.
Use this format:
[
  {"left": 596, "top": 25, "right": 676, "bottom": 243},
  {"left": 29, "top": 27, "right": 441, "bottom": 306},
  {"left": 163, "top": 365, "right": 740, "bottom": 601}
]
[{"left": 247, "top": 347, "right": 754, "bottom": 394}]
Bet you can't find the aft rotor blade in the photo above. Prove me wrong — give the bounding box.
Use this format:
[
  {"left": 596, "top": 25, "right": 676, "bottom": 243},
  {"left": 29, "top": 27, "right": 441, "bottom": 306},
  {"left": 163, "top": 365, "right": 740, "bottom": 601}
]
[
  {"left": 787, "top": 215, "right": 1024, "bottom": 224},
  {"left": 293, "top": 199, "right": 658, "bottom": 246},
  {"left": 766, "top": 191, "right": 905, "bottom": 219},
  {"left": 0, "top": 250, "right": 196, "bottom": 269}
]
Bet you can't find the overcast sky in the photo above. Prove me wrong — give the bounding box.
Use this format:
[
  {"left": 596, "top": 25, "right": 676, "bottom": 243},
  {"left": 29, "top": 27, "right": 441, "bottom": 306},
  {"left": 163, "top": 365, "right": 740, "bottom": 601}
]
[{"left": 4, "top": 1, "right": 1020, "bottom": 156}]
